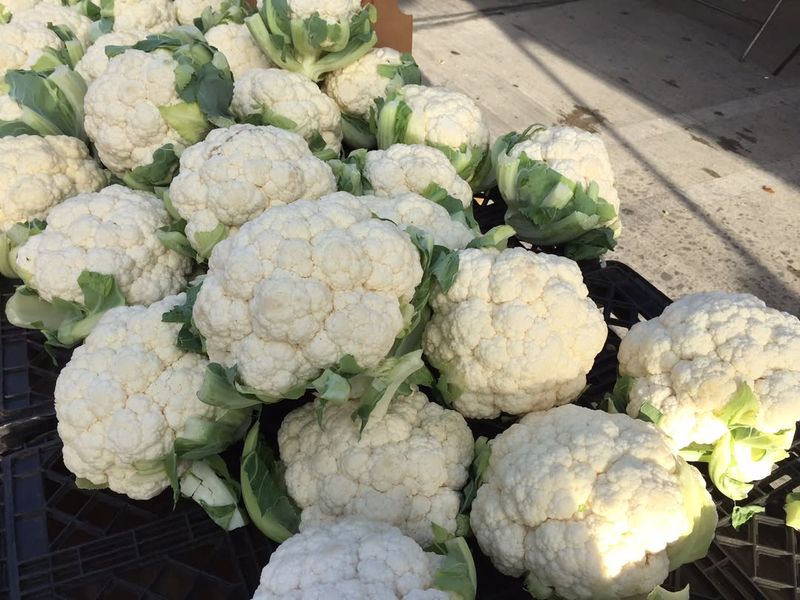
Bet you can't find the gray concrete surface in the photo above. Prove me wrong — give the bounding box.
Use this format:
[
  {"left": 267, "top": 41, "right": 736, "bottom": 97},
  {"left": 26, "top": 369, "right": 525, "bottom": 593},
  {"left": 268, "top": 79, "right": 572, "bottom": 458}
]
[{"left": 400, "top": 0, "right": 800, "bottom": 314}]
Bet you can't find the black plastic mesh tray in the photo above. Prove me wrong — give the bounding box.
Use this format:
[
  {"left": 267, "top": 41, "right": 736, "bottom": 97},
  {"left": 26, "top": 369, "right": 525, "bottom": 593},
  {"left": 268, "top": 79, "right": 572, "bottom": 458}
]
[{"left": 1, "top": 260, "right": 798, "bottom": 598}]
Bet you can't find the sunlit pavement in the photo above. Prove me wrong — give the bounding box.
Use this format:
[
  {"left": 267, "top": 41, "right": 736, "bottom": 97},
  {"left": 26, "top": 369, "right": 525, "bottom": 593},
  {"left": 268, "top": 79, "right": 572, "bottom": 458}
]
[{"left": 401, "top": 0, "right": 800, "bottom": 313}]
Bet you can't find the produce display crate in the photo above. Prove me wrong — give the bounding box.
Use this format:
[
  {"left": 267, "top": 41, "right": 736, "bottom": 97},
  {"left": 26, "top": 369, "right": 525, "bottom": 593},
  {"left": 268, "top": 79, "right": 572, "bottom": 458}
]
[{"left": 1, "top": 250, "right": 798, "bottom": 599}]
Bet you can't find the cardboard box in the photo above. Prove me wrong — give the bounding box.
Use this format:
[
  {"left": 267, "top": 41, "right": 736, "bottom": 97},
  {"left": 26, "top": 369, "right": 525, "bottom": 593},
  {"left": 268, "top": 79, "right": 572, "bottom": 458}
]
[{"left": 364, "top": 0, "right": 413, "bottom": 53}]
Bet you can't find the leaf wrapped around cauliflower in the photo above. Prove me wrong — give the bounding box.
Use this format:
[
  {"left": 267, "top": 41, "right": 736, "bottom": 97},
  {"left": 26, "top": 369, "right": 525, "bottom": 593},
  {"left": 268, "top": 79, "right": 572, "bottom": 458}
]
[
  {"left": 55, "top": 295, "right": 250, "bottom": 529},
  {"left": 470, "top": 404, "right": 718, "bottom": 600},
  {"left": 164, "top": 124, "right": 337, "bottom": 260},
  {"left": 616, "top": 291, "right": 800, "bottom": 501},
  {"left": 376, "top": 85, "right": 492, "bottom": 191},
  {"left": 85, "top": 26, "right": 234, "bottom": 189},
  {"left": 423, "top": 248, "right": 607, "bottom": 419},
  {"left": 323, "top": 47, "right": 421, "bottom": 150},
  {"left": 205, "top": 21, "right": 272, "bottom": 78},
  {"left": 231, "top": 67, "right": 342, "bottom": 159},
  {"left": 276, "top": 389, "right": 474, "bottom": 546},
  {"left": 0, "top": 134, "right": 105, "bottom": 278},
  {"left": 250, "top": 519, "right": 476, "bottom": 600},
  {"left": 6, "top": 184, "right": 191, "bottom": 346},
  {"left": 245, "top": 0, "right": 377, "bottom": 83},
  {"left": 493, "top": 125, "right": 621, "bottom": 261}
]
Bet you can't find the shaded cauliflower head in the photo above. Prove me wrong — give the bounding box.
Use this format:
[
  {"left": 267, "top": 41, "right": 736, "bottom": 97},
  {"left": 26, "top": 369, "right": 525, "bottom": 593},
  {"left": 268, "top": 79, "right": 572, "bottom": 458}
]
[
  {"left": 205, "top": 22, "right": 271, "bottom": 79},
  {"left": 174, "top": 0, "right": 224, "bottom": 25},
  {"left": 75, "top": 30, "right": 147, "bottom": 84},
  {"left": 324, "top": 47, "right": 406, "bottom": 119},
  {"left": 55, "top": 295, "right": 216, "bottom": 500},
  {"left": 84, "top": 49, "right": 189, "bottom": 175},
  {"left": 15, "top": 184, "right": 190, "bottom": 305},
  {"left": 362, "top": 144, "right": 473, "bottom": 208},
  {"left": 193, "top": 195, "right": 423, "bottom": 397},
  {"left": 325, "top": 191, "right": 475, "bottom": 250},
  {"left": 510, "top": 126, "right": 620, "bottom": 221},
  {"left": 471, "top": 404, "right": 717, "bottom": 600},
  {"left": 111, "top": 0, "right": 177, "bottom": 34},
  {"left": 251, "top": 519, "right": 448, "bottom": 600},
  {"left": 0, "top": 20, "right": 64, "bottom": 75},
  {"left": 12, "top": 4, "right": 92, "bottom": 47},
  {"left": 169, "top": 124, "right": 336, "bottom": 250},
  {"left": 619, "top": 292, "right": 800, "bottom": 449},
  {"left": 423, "top": 248, "right": 607, "bottom": 419},
  {"left": 0, "top": 135, "right": 106, "bottom": 231},
  {"left": 279, "top": 390, "right": 474, "bottom": 545},
  {"left": 231, "top": 68, "right": 342, "bottom": 153}
]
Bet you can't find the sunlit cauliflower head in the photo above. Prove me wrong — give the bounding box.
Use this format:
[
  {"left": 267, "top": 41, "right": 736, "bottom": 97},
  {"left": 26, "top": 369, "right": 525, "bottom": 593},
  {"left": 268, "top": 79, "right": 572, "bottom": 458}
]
[
  {"left": 12, "top": 4, "right": 92, "bottom": 47},
  {"left": 285, "top": 0, "right": 362, "bottom": 23},
  {"left": 111, "top": 0, "right": 177, "bottom": 34},
  {"left": 193, "top": 194, "right": 424, "bottom": 397},
  {"left": 84, "top": 49, "right": 190, "bottom": 175},
  {"left": 75, "top": 30, "right": 147, "bottom": 84},
  {"left": 471, "top": 404, "right": 717, "bottom": 600},
  {"left": 15, "top": 184, "right": 191, "bottom": 305},
  {"left": 205, "top": 22, "right": 272, "bottom": 79},
  {"left": 251, "top": 519, "right": 449, "bottom": 600},
  {"left": 174, "top": 0, "right": 224, "bottom": 25},
  {"left": 168, "top": 124, "right": 337, "bottom": 252},
  {"left": 0, "top": 135, "right": 106, "bottom": 231},
  {"left": 619, "top": 291, "right": 800, "bottom": 449},
  {"left": 0, "top": 20, "right": 64, "bottom": 75},
  {"left": 231, "top": 68, "right": 342, "bottom": 154},
  {"left": 55, "top": 295, "right": 218, "bottom": 500},
  {"left": 423, "top": 248, "right": 607, "bottom": 419},
  {"left": 362, "top": 144, "right": 473, "bottom": 209},
  {"left": 279, "top": 390, "right": 474, "bottom": 545}
]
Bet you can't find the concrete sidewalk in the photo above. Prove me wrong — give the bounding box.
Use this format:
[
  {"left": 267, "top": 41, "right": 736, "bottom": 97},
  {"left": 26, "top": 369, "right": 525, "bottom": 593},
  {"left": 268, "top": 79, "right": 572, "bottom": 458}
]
[{"left": 400, "top": 0, "right": 800, "bottom": 313}]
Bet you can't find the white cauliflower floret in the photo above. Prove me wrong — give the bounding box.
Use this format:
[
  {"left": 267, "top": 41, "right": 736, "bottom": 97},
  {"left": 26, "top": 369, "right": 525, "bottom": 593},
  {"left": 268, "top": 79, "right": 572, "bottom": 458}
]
[
  {"left": 0, "top": 20, "right": 64, "bottom": 75},
  {"left": 231, "top": 68, "right": 342, "bottom": 154},
  {"left": 174, "top": 0, "right": 224, "bottom": 25},
  {"left": 423, "top": 248, "right": 607, "bottom": 419},
  {"left": 193, "top": 195, "right": 423, "bottom": 397},
  {"left": 0, "top": 135, "right": 106, "bottom": 231},
  {"left": 324, "top": 47, "right": 406, "bottom": 119},
  {"left": 251, "top": 520, "right": 449, "bottom": 600},
  {"left": 619, "top": 292, "right": 800, "bottom": 449},
  {"left": 15, "top": 184, "right": 191, "bottom": 305},
  {"left": 278, "top": 390, "right": 474, "bottom": 545},
  {"left": 0, "top": 0, "right": 39, "bottom": 15},
  {"left": 471, "top": 404, "right": 717, "bottom": 600},
  {"left": 111, "top": 0, "right": 177, "bottom": 34},
  {"left": 75, "top": 30, "right": 146, "bottom": 84},
  {"left": 326, "top": 191, "right": 474, "bottom": 250},
  {"left": 396, "top": 85, "right": 489, "bottom": 151},
  {"left": 55, "top": 295, "right": 218, "bottom": 500},
  {"left": 362, "top": 144, "right": 473, "bottom": 208},
  {"left": 205, "top": 22, "right": 271, "bottom": 79},
  {"left": 0, "top": 94, "right": 22, "bottom": 120},
  {"left": 168, "top": 124, "right": 336, "bottom": 251},
  {"left": 12, "top": 4, "right": 92, "bottom": 47},
  {"left": 84, "top": 49, "right": 189, "bottom": 175},
  {"left": 284, "top": 0, "right": 361, "bottom": 22},
  {"left": 510, "top": 126, "right": 620, "bottom": 224}
]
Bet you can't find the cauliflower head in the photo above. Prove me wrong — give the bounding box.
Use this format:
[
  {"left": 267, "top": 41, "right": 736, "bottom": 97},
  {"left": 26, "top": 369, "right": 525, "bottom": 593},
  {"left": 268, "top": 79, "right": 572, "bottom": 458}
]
[
  {"left": 362, "top": 144, "right": 473, "bottom": 208},
  {"left": 169, "top": 124, "right": 336, "bottom": 252},
  {"left": 55, "top": 295, "right": 219, "bottom": 500},
  {"left": 423, "top": 248, "right": 607, "bottom": 419},
  {"left": 284, "top": 0, "right": 361, "bottom": 22},
  {"left": 251, "top": 519, "right": 449, "bottom": 600},
  {"left": 84, "top": 49, "right": 190, "bottom": 174},
  {"left": 111, "top": 0, "right": 177, "bottom": 34},
  {"left": 471, "top": 404, "right": 717, "bottom": 600},
  {"left": 510, "top": 125, "right": 620, "bottom": 220},
  {"left": 205, "top": 22, "right": 271, "bottom": 79},
  {"left": 0, "top": 135, "right": 106, "bottom": 231},
  {"left": 324, "top": 47, "right": 407, "bottom": 119},
  {"left": 0, "top": 0, "right": 39, "bottom": 15},
  {"left": 193, "top": 194, "right": 423, "bottom": 397},
  {"left": 12, "top": 4, "right": 92, "bottom": 47},
  {"left": 15, "top": 184, "right": 190, "bottom": 305},
  {"left": 619, "top": 292, "right": 800, "bottom": 448},
  {"left": 75, "top": 30, "right": 146, "bottom": 84},
  {"left": 278, "top": 390, "right": 474, "bottom": 545},
  {"left": 0, "top": 20, "right": 64, "bottom": 74},
  {"left": 174, "top": 0, "right": 224, "bottom": 25},
  {"left": 231, "top": 68, "right": 342, "bottom": 154}
]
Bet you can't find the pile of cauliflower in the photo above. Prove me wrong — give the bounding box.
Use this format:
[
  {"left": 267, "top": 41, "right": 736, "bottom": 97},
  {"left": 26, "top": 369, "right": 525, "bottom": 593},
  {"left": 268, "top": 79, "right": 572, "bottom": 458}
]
[{"left": 1, "top": 1, "right": 797, "bottom": 599}]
